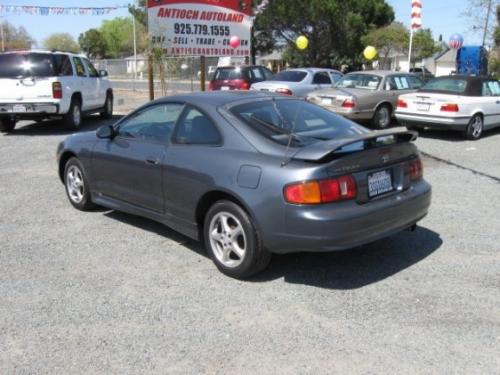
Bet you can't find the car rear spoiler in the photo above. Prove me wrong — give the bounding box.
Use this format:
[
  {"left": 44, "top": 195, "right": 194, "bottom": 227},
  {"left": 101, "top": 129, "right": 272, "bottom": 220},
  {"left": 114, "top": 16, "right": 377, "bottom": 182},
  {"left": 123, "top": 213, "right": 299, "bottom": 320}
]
[{"left": 291, "top": 129, "right": 417, "bottom": 161}]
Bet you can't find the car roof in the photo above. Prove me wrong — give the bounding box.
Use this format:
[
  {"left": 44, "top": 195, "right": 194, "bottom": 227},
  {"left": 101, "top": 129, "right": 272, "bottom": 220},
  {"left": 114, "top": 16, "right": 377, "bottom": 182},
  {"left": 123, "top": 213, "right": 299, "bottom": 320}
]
[
  {"left": 151, "top": 91, "right": 281, "bottom": 107},
  {"left": 0, "top": 49, "right": 86, "bottom": 58},
  {"left": 345, "top": 70, "right": 415, "bottom": 77},
  {"left": 286, "top": 67, "right": 341, "bottom": 74},
  {"left": 216, "top": 65, "right": 266, "bottom": 69},
  {"left": 431, "top": 74, "right": 494, "bottom": 82}
]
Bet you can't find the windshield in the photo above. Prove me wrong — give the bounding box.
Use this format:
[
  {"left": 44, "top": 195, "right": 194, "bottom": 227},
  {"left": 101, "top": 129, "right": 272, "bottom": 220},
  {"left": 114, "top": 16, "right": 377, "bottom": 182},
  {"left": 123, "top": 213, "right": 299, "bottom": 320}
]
[
  {"left": 213, "top": 68, "right": 247, "bottom": 80},
  {"left": 0, "top": 53, "right": 65, "bottom": 78},
  {"left": 420, "top": 78, "right": 467, "bottom": 94},
  {"left": 336, "top": 74, "right": 381, "bottom": 90},
  {"left": 230, "top": 99, "right": 368, "bottom": 147},
  {"left": 269, "top": 70, "right": 307, "bottom": 82}
]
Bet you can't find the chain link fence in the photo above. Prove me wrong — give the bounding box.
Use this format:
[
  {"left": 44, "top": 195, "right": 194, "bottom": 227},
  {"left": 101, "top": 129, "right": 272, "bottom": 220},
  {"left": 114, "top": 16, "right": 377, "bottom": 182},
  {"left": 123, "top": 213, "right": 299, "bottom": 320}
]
[{"left": 92, "top": 56, "right": 219, "bottom": 96}]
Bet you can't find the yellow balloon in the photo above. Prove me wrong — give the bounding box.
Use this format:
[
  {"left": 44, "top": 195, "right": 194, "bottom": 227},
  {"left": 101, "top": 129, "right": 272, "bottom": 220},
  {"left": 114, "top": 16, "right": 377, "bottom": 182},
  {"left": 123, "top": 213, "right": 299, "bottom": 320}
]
[
  {"left": 296, "top": 36, "right": 309, "bottom": 50},
  {"left": 363, "top": 46, "right": 377, "bottom": 60}
]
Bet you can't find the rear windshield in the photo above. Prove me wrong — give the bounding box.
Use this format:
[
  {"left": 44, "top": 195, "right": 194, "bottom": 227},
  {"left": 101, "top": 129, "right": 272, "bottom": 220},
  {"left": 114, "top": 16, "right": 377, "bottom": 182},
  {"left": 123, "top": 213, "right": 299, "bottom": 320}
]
[
  {"left": 213, "top": 67, "right": 248, "bottom": 80},
  {"left": 0, "top": 53, "right": 73, "bottom": 78},
  {"left": 269, "top": 71, "right": 307, "bottom": 82},
  {"left": 230, "top": 98, "right": 368, "bottom": 147},
  {"left": 336, "top": 74, "right": 381, "bottom": 90},
  {"left": 420, "top": 78, "right": 467, "bottom": 94}
]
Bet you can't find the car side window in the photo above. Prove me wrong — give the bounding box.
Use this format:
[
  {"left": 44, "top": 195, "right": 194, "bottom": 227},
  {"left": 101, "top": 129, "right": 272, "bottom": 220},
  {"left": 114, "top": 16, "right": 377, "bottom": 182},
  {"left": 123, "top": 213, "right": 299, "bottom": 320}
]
[
  {"left": 482, "top": 81, "right": 500, "bottom": 96},
  {"left": 83, "top": 58, "right": 98, "bottom": 78},
  {"left": 330, "top": 72, "right": 343, "bottom": 83},
  {"left": 173, "top": 106, "right": 221, "bottom": 145},
  {"left": 262, "top": 67, "right": 273, "bottom": 80},
  {"left": 55, "top": 55, "right": 73, "bottom": 76},
  {"left": 386, "top": 76, "right": 410, "bottom": 90},
  {"left": 408, "top": 76, "right": 424, "bottom": 89},
  {"left": 72, "top": 57, "right": 86, "bottom": 77},
  {"left": 117, "top": 103, "right": 184, "bottom": 143},
  {"left": 312, "top": 72, "right": 332, "bottom": 85}
]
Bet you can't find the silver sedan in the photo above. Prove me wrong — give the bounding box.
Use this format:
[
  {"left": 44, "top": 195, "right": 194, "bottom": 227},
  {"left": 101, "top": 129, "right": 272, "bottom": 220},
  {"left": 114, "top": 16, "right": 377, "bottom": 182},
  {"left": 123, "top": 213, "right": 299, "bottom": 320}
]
[
  {"left": 307, "top": 71, "right": 424, "bottom": 128},
  {"left": 250, "top": 68, "right": 343, "bottom": 97}
]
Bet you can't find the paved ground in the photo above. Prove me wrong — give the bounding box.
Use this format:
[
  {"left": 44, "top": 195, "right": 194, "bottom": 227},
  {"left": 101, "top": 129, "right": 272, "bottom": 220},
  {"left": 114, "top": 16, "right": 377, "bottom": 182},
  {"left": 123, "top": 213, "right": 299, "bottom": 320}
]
[{"left": 1, "top": 98, "right": 499, "bottom": 374}]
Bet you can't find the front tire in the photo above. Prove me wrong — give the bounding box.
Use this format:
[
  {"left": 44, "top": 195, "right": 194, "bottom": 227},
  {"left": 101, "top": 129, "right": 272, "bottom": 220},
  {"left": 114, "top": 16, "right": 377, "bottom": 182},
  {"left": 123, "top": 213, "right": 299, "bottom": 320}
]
[
  {"left": 100, "top": 93, "right": 113, "bottom": 119},
  {"left": 204, "top": 200, "right": 271, "bottom": 279},
  {"left": 64, "top": 97, "right": 82, "bottom": 130},
  {"left": 464, "top": 114, "right": 483, "bottom": 140},
  {"left": 372, "top": 105, "right": 392, "bottom": 129},
  {"left": 64, "top": 157, "right": 94, "bottom": 211},
  {"left": 0, "top": 118, "right": 16, "bottom": 133}
]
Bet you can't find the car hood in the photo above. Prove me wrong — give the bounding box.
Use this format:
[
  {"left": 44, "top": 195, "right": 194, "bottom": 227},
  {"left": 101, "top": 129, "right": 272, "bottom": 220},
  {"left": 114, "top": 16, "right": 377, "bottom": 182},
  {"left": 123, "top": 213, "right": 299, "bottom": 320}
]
[{"left": 291, "top": 129, "right": 417, "bottom": 161}]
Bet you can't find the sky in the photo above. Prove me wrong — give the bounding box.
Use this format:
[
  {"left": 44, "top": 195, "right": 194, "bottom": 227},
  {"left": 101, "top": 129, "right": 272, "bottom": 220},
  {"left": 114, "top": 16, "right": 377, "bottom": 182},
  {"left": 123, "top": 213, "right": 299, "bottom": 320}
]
[{"left": 0, "top": 0, "right": 485, "bottom": 47}]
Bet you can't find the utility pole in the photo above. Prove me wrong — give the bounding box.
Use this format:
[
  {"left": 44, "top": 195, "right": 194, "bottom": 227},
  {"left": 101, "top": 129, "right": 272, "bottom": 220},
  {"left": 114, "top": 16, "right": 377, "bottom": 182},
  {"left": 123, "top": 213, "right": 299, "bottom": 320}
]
[
  {"left": 132, "top": 0, "right": 138, "bottom": 91},
  {"left": 1, "top": 18, "right": 5, "bottom": 52},
  {"left": 482, "top": 0, "right": 493, "bottom": 47}
]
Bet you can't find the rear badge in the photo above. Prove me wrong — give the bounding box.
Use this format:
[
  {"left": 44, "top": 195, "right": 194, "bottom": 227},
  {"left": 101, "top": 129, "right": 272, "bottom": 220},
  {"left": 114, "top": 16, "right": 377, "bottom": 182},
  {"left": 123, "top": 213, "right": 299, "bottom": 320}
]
[{"left": 381, "top": 154, "right": 390, "bottom": 164}]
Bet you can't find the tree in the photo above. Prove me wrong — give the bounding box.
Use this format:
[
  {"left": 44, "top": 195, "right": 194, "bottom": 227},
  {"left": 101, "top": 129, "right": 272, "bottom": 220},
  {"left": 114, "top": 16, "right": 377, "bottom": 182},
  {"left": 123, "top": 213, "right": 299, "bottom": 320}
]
[
  {"left": 412, "top": 29, "right": 440, "bottom": 60},
  {"left": 463, "top": 0, "right": 499, "bottom": 46},
  {"left": 361, "top": 22, "right": 408, "bottom": 69},
  {"left": 99, "top": 17, "right": 147, "bottom": 58},
  {"left": 253, "top": 0, "right": 395, "bottom": 67},
  {"left": 0, "top": 20, "right": 33, "bottom": 51},
  {"left": 78, "top": 29, "right": 107, "bottom": 58},
  {"left": 43, "top": 33, "right": 80, "bottom": 53}
]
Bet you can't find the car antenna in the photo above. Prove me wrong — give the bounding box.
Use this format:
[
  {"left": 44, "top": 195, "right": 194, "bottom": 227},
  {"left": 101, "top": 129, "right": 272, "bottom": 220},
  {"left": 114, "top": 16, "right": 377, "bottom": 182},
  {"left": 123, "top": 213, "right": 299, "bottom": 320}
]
[{"left": 270, "top": 96, "right": 300, "bottom": 167}]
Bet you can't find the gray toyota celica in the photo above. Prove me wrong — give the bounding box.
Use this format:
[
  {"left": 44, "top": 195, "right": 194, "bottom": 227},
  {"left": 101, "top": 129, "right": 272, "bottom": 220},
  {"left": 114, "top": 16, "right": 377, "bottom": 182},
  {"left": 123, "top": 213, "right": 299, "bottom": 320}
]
[{"left": 57, "top": 91, "right": 431, "bottom": 279}]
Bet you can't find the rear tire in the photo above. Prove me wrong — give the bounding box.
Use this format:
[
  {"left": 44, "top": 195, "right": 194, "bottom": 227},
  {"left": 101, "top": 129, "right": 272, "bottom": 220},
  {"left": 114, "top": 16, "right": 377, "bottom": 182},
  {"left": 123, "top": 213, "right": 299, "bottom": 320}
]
[
  {"left": 204, "top": 200, "right": 271, "bottom": 279},
  {"left": 100, "top": 93, "right": 113, "bottom": 119},
  {"left": 0, "top": 118, "right": 16, "bottom": 133},
  {"left": 464, "top": 114, "right": 483, "bottom": 140},
  {"left": 63, "top": 157, "right": 95, "bottom": 211},
  {"left": 372, "top": 104, "right": 392, "bottom": 129},
  {"left": 64, "top": 97, "right": 82, "bottom": 130}
]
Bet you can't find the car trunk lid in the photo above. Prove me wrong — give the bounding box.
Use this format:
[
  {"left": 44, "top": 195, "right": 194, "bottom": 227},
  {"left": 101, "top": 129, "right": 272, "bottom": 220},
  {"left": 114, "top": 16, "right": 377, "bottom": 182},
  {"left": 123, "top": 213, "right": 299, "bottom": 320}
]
[{"left": 398, "top": 92, "right": 463, "bottom": 116}]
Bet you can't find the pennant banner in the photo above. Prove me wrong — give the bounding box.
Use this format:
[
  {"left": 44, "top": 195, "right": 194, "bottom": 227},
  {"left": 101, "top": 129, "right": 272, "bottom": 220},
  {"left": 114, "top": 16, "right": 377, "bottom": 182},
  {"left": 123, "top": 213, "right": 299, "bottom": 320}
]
[{"left": 0, "top": 4, "right": 127, "bottom": 16}]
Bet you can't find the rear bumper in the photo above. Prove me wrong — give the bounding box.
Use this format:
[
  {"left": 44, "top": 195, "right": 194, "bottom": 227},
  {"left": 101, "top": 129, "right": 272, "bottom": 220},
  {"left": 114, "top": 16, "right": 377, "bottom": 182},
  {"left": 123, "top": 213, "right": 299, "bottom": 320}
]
[
  {"left": 0, "top": 102, "right": 60, "bottom": 118},
  {"left": 265, "top": 179, "right": 432, "bottom": 254},
  {"left": 396, "top": 112, "right": 469, "bottom": 130},
  {"left": 320, "top": 105, "right": 374, "bottom": 120}
]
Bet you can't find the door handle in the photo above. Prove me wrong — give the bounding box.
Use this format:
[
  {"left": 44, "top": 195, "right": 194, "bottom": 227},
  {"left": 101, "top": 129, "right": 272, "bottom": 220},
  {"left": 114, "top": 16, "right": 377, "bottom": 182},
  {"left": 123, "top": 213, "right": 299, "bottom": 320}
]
[{"left": 145, "top": 158, "right": 160, "bottom": 165}]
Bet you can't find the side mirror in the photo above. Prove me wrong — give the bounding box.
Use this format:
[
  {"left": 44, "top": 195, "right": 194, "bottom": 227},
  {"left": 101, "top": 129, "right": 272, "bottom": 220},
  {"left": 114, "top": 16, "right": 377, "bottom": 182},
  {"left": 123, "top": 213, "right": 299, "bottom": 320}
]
[
  {"left": 99, "top": 70, "right": 108, "bottom": 77},
  {"left": 96, "top": 124, "right": 115, "bottom": 139}
]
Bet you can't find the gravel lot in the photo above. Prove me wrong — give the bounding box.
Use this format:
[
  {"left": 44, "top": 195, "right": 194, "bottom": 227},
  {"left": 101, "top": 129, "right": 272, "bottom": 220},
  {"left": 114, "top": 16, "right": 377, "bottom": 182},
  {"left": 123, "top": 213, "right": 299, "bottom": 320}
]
[{"left": 1, "top": 102, "right": 499, "bottom": 374}]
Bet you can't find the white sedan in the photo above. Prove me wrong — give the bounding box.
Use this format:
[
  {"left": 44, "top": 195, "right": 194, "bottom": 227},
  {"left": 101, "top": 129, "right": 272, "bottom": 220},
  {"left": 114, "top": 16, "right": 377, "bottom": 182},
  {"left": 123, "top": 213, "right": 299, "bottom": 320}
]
[{"left": 395, "top": 75, "right": 500, "bottom": 140}]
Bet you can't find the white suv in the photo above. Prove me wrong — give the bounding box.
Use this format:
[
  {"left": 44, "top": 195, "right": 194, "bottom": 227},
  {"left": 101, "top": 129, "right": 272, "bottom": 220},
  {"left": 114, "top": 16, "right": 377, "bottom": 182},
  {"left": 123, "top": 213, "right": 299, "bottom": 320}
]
[{"left": 0, "top": 50, "right": 113, "bottom": 133}]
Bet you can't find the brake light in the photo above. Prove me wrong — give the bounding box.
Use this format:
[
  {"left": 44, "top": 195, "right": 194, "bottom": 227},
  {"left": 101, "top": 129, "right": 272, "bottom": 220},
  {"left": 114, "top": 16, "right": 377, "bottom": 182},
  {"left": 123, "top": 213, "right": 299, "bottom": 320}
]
[
  {"left": 284, "top": 176, "right": 357, "bottom": 204},
  {"left": 409, "top": 158, "right": 423, "bottom": 180},
  {"left": 276, "top": 88, "right": 293, "bottom": 96},
  {"left": 52, "top": 82, "right": 63, "bottom": 99},
  {"left": 440, "top": 103, "right": 459, "bottom": 112},
  {"left": 240, "top": 80, "right": 251, "bottom": 90},
  {"left": 397, "top": 99, "right": 408, "bottom": 108},
  {"left": 341, "top": 99, "right": 356, "bottom": 108}
]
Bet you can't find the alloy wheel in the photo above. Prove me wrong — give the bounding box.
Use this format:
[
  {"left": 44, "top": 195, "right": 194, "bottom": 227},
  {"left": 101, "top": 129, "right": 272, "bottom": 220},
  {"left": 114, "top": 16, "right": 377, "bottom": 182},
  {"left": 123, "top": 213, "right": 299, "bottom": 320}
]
[
  {"left": 66, "top": 165, "right": 84, "bottom": 204},
  {"left": 208, "top": 211, "right": 247, "bottom": 268}
]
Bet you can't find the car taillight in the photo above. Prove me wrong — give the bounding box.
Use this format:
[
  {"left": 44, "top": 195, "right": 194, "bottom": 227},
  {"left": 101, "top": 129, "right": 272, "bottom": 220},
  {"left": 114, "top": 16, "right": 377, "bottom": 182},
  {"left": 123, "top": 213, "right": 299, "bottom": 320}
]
[
  {"left": 52, "top": 82, "right": 63, "bottom": 99},
  {"left": 341, "top": 99, "right": 356, "bottom": 108},
  {"left": 284, "top": 176, "right": 357, "bottom": 204},
  {"left": 276, "top": 88, "right": 293, "bottom": 96},
  {"left": 440, "top": 103, "right": 459, "bottom": 112},
  {"left": 397, "top": 99, "right": 408, "bottom": 108},
  {"left": 409, "top": 158, "right": 423, "bottom": 180},
  {"left": 240, "top": 80, "right": 250, "bottom": 90}
]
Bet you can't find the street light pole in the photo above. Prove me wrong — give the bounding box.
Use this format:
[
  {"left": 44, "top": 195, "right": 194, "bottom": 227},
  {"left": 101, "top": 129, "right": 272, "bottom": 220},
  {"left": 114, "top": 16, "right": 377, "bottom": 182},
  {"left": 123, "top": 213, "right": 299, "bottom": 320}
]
[
  {"left": 482, "top": 0, "right": 493, "bottom": 47},
  {"left": 132, "top": 0, "right": 138, "bottom": 91},
  {"left": 1, "top": 18, "right": 5, "bottom": 52}
]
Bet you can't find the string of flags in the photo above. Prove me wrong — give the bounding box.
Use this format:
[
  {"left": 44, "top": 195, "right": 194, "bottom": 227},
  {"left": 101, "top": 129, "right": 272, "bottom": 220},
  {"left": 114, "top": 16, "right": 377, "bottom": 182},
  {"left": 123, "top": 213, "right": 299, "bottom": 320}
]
[{"left": 0, "top": 4, "right": 128, "bottom": 16}]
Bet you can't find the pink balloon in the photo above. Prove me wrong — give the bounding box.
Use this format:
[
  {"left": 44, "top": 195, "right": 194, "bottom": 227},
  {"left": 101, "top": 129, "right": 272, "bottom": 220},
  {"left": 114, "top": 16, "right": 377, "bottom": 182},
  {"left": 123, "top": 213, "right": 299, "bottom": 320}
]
[{"left": 229, "top": 36, "right": 240, "bottom": 49}]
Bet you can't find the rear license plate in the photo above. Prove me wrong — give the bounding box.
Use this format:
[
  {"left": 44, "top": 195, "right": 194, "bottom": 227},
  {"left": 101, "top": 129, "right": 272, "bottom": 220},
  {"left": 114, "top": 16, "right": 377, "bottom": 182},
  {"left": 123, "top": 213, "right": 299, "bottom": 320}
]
[
  {"left": 368, "top": 170, "right": 393, "bottom": 198},
  {"left": 416, "top": 102, "right": 430, "bottom": 112},
  {"left": 220, "top": 86, "right": 230, "bottom": 91},
  {"left": 321, "top": 98, "right": 333, "bottom": 105},
  {"left": 13, "top": 104, "right": 27, "bottom": 113}
]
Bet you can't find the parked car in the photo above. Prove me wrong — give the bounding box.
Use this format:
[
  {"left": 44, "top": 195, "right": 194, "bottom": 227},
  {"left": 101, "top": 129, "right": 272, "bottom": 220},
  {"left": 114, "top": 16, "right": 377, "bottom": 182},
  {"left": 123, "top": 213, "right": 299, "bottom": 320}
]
[
  {"left": 307, "top": 71, "right": 423, "bottom": 129},
  {"left": 250, "top": 68, "right": 343, "bottom": 97},
  {"left": 0, "top": 50, "right": 113, "bottom": 133},
  {"left": 57, "top": 91, "right": 431, "bottom": 279},
  {"left": 396, "top": 75, "right": 500, "bottom": 140},
  {"left": 208, "top": 65, "right": 273, "bottom": 91},
  {"left": 409, "top": 67, "right": 434, "bottom": 82}
]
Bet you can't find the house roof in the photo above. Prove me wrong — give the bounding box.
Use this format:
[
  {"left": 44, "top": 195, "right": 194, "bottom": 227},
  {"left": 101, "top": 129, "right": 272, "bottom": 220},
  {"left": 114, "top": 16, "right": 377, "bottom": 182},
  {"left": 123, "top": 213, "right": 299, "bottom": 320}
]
[{"left": 435, "top": 48, "right": 457, "bottom": 63}]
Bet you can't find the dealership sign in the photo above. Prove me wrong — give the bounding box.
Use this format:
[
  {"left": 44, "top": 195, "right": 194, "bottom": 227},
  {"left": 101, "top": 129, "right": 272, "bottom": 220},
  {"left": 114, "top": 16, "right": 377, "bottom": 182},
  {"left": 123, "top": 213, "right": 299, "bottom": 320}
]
[{"left": 147, "top": 0, "right": 253, "bottom": 57}]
